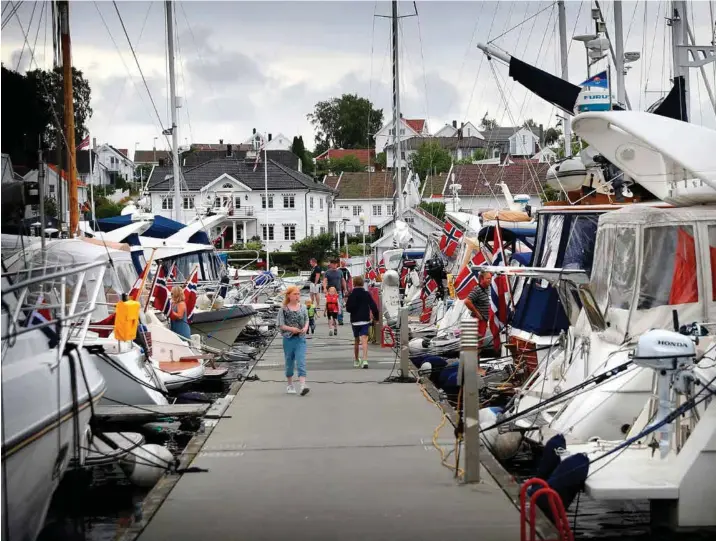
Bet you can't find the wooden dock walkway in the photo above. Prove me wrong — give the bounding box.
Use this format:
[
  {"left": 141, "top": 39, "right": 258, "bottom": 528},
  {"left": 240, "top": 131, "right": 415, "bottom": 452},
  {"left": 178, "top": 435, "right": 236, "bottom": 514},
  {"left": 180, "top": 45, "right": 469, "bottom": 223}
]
[{"left": 135, "top": 329, "right": 523, "bottom": 541}]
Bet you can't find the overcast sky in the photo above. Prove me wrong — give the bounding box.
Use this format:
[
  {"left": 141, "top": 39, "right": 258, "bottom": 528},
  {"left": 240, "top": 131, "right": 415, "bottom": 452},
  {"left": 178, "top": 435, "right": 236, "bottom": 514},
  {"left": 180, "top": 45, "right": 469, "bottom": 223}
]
[{"left": 2, "top": 0, "right": 715, "bottom": 157}]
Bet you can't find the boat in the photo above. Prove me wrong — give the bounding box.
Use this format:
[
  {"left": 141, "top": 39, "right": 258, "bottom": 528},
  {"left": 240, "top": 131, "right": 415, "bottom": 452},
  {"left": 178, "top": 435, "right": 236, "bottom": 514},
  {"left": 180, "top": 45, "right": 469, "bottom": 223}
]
[{"left": 1, "top": 253, "right": 107, "bottom": 541}]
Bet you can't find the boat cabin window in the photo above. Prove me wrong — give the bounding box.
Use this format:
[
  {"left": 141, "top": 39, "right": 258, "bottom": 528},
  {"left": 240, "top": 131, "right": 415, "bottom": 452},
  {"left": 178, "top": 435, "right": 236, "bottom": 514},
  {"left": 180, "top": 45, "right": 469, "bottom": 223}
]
[
  {"left": 710, "top": 225, "right": 716, "bottom": 301},
  {"left": 562, "top": 215, "right": 600, "bottom": 274},
  {"left": 638, "top": 226, "right": 698, "bottom": 309},
  {"left": 591, "top": 226, "right": 637, "bottom": 312}
]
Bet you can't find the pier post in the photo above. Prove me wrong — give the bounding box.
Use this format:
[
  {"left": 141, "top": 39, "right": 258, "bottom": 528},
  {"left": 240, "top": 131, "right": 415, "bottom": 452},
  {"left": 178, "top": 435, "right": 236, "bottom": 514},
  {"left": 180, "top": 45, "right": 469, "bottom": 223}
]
[
  {"left": 399, "top": 306, "right": 411, "bottom": 378},
  {"left": 460, "top": 319, "right": 482, "bottom": 483}
]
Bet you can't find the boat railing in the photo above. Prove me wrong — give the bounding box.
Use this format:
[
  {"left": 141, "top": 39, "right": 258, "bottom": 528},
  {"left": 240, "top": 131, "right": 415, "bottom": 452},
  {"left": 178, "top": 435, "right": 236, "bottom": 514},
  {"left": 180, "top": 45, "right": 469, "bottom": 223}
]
[{"left": 1, "top": 260, "right": 110, "bottom": 352}]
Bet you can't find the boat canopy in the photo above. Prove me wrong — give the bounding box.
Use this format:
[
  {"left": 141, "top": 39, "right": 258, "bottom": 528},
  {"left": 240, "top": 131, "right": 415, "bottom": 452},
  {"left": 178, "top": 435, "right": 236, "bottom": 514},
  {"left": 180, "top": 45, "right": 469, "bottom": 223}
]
[
  {"left": 572, "top": 111, "right": 716, "bottom": 204},
  {"left": 510, "top": 209, "right": 605, "bottom": 336},
  {"left": 94, "top": 215, "right": 211, "bottom": 244},
  {"left": 590, "top": 206, "right": 716, "bottom": 343}
]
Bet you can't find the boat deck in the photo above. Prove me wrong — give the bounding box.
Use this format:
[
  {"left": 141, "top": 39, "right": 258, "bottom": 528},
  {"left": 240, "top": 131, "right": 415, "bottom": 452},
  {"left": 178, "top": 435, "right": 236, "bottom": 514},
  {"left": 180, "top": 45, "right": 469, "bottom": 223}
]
[{"left": 135, "top": 331, "right": 522, "bottom": 541}]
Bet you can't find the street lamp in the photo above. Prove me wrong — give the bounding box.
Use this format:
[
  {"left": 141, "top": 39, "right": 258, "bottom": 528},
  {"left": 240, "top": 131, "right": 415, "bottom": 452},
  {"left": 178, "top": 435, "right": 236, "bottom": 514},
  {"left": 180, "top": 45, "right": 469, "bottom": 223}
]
[{"left": 359, "top": 212, "right": 367, "bottom": 271}]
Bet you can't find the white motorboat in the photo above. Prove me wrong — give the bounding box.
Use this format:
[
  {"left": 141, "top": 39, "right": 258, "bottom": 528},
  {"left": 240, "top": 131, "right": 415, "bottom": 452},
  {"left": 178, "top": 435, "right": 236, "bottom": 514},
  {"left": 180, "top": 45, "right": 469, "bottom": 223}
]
[{"left": 1, "top": 259, "right": 107, "bottom": 541}]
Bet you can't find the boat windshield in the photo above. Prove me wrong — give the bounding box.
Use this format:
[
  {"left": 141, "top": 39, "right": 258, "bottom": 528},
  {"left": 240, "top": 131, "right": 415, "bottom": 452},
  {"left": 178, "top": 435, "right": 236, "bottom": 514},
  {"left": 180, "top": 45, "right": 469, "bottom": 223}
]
[
  {"left": 591, "top": 226, "right": 636, "bottom": 312},
  {"left": 173, "top": 250, "right": 220, "bottom": 282}
]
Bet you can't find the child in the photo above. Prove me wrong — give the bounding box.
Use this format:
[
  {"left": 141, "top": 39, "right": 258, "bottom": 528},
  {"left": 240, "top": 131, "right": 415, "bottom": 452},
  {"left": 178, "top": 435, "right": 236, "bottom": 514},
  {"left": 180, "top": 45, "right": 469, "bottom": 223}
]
[
  {"left": 305, "top": 300, "right": 316, "bottom": 335},
  {"left": 277, "top": 286, "right": 310, "bottom": 396},
  {"left": 325, "top": 286, "right": 340, "bottom": 336},
  {"left": 345, "top": 276, "right": 379, "bottom": 368}
]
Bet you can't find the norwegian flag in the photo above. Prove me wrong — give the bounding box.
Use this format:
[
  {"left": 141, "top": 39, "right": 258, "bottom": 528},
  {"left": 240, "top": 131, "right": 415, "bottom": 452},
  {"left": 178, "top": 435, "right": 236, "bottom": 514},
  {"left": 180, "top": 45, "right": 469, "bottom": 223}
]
[
  {"left": 454, "top": 251, "right": 488, "bottom": 300},
  {"left": 489, "top": 227, "right": 510, "bottom": 350},
  {"left": 184, "top": 267, "right": 199, "bottom": 321},
  {"left": 168, "top": 262, "right": 178, "bottom": 284},
  {"left": 152, "top": 265, "right": 171, "bottom": 315},
  {"left": 24, "top": 294, "right": 52, "bottom": 327},
  {"left": 129, "top": 262, "right": 152, "bottom": 301},
  {"left": 399, "top": 266, "right": 410, "bottom": 288},
  {"left": 421, "top": 277, "right": 438, "bottom": 299},
  {"left": 365, "top": 258, "right": 377, "bottom": 280},
  {"left": 77, "top": 135, "right": 90, "bottom": 150},
  {"left": 377, "top": 258, "right": 386, "bottom": 275},
  {"left": 439, "top": 220, "right": 464, "bottom": 258}
]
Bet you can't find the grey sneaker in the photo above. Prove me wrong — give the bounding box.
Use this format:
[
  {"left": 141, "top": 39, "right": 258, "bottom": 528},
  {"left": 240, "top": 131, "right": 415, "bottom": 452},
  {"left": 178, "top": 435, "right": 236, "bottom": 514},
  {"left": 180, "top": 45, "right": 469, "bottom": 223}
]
[{"left": 286, "top": 385, "right": 297, "bottom": 394}]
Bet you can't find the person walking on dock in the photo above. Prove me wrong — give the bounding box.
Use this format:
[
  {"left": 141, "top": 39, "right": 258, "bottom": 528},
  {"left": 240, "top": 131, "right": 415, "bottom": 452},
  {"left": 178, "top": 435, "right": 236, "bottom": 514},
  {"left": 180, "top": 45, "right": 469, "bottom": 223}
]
[
  {"left": 168, "top": 286, "right": 192, "bottom": 339},
  {"left": 308, "top": 257, "right": 323, "bottom": 309},
  {"left": 325, "top": 286, "right": 340, "bottom": 336},
  {"left": 345, "top": 276, "right": 379, "bottom": 369},
  {"left": 323, "top": 259, "right": 347, "bottom": 325},
  {"left": 277, "top": 286, "right": 310, "bottom": 396},
  {"left": 306, "top": 300, "right": 317, "bottom": 335}
]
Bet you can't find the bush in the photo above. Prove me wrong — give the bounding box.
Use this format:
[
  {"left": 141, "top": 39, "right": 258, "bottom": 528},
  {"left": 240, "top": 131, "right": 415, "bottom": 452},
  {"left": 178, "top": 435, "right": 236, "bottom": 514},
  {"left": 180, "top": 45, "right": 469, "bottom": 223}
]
[
  {"left": 419, "top": 202, "right": 445, "bottom": 221},
  {"left": 270, "top": 251, "right": 299, "bottom": 271},
  {"left": 291, "top": 233, "right": 337, "bottom": 268},
  {"left": 95, "top": 199, "right": 123, "bottom": 218}
]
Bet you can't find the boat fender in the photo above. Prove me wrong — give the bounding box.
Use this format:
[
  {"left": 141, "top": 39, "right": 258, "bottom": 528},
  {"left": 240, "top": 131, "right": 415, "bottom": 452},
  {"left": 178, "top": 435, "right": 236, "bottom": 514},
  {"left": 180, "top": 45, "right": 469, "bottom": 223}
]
[
  {"left": 121, "top": 444, "right": 174, "bottom": 487},
  {"left": 536, "top": 434, "right": 566, "bottom": 481},
  {"left": 114, "top": 298, "right": 140, "bottom": 341},
  {"left": 532, "top": 453, "right": 590, "bottom": 520}
]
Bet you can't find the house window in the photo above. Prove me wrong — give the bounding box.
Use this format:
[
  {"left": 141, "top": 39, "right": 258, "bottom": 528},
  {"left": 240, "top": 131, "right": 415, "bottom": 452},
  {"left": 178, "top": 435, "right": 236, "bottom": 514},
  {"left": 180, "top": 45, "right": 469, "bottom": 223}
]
[
  {"left": 522, "top": 135, "right": 527, "bottom": 145},
  {"left": 222, "top": 183, "right": 233, "bottom": 189},
  {"left": 233, "top": 196, "right": 241, "bottom": 208},
  {"left": 284, "top": 224, "right": 296, "bottom": 240},
  {"left": 162, "top": 197, "right": 173, "bottom": 210},
  {"left": 320, "top": 198, "right": 324, "bottom": 210},
  {"left": 283, "top": 195, "right": 295, "bottom": 208},
  {"left": 320, "top": 226, "right": 326, "bottom": 234},
  {"left": 262, "top": 224, "right": 274, "bottom": 241},
  {"left": 388, "top": 129, "right": 394, "bottom": 135},
  {"left": 261, "top": 194, "right": 274, "bottom": 208},
  {"left": 310, "top": 225, "right": 315, "bottom": 236},
  {"left": 373, "top": 205, "right": 382, "bottom": 216},
  {"left": 401, "top": 151, "right": 406, "bottom": 160},
  {"left": 386, "top": 204, "right": 393, "bottom": 215},
  {"left": 49, "top": 185, "right": 55, "bottom": 193},
  {"left": 353, "top": 205, "right": 362, "bottom": 216},
  {"left": 310, "top": 197, "right": 314, "bottom": 210},
  {"left": 467, "top": 128, "right": 471, "bottom": 136},
  {"left": 183, "top": 196, "right": 194, "bottom": 209},
  {"left": 400, "top": 128, "right": 405, "bottom": 135},
  {"left": 354, "top": 226, "right": 361, "bottom": 233},
  {"left": 340, "top": 205, "right": 349, "bottom": 212}
]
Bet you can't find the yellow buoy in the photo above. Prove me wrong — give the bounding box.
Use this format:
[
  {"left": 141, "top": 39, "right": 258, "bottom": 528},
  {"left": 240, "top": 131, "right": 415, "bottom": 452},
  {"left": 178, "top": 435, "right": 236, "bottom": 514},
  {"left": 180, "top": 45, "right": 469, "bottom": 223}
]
[{"left": 114, "top": 298, "right": 140, "bottom": 341}]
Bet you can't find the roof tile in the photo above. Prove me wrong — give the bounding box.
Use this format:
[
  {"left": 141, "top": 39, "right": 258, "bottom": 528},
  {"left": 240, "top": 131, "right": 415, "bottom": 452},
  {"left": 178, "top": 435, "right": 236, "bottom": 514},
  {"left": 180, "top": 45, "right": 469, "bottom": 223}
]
[
  {"left": 328, "top": 171, "right": 395, "bottom": 200},
  {"left": 425, "top": 162, "right": 549, "bottom": 197}
]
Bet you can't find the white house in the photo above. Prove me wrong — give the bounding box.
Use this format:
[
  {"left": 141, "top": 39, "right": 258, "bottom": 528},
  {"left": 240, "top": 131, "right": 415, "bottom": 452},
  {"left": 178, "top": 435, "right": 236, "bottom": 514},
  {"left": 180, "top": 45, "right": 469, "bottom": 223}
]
[
  {"left": 370, "top": 206, "right": 445, "bottom": 261},
  {"left": 146, "top": 152, "right": 334, "bottom": 251},
  {"left": 94, "top": 143, "right": 135, "bottom": 185},
  {"left": 421, "top": 161, "right": 549, "bottom": 213},
  {"left": 243, "top": 130, "right": 292, "bottom": 151},
  {"left": 374, "top": 117, "right": 430, "bottom": 153},
  {"left": 1, "top": 153, "right": 20, "bottom": 184},
  {"left": 480, "top": 126, "right": 543, "bottom": 158},
  {"left": 23, "top": 164, "right": 88, "bottom": 222},
  {"left": 385, "top": 136, "right": 487, "bottom": 171},
  {"left": 433, "top": 120, "right": 483, "bottom": 139}
]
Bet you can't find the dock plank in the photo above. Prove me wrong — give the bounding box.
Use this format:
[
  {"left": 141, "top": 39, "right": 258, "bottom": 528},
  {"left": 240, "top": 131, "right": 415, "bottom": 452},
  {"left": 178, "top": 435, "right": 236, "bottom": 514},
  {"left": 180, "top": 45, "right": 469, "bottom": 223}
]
[
  {"left": 94, "top": 404, "right": 209, "bottom": 423},
  {"left": 134, "top": 335, "right": 524, "bottom": 541}
]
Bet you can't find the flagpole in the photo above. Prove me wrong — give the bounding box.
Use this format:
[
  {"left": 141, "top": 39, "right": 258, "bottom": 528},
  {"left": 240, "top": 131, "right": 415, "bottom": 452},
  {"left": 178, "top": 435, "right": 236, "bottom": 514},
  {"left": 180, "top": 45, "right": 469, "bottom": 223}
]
[
  {"left": 89, "top": 132, "right": 95, "bottom": 229},
  {"left": 144, "top": 258, "right": 162, "bottom": 313},
  {"left": 608, "top": 61, "right": 613, "bottom": 111},
  {"left": 134, "top": 249, "right": 156, "bottom": 302},
  {"left": 264, "top": 143, "right": 270, "bottom": 271}
]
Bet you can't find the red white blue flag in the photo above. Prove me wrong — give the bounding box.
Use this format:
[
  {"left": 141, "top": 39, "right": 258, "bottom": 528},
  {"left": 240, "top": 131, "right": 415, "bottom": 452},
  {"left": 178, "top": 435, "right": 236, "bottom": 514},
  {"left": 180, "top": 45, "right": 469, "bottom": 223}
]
[
  {"left": 439, "top": 219, "right": 464, "bottom": 258},
  {"left": 365, "top": 258, "right": 377, "bottom": 280},
  {"left": 453, "top": 251, "right": 487, "bottom": 300},
  {"left": 489, "top": 227, "right": 510, "bottom": 349},
  {"left": 152, "top": 265, "right": 171, "bottom": 315},
  {"left": 184, "top": 267, "right": 199, "bottom": 321}
]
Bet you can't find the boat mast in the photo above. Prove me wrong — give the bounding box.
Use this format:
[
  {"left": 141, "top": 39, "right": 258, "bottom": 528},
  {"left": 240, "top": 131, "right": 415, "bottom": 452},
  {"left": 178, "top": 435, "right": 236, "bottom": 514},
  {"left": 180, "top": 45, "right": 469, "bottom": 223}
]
[
  {"left": 557, "top": 1, "right": 572, "bottom": 157},
  {"left": 58, "top": 1, "right": 78, "bottom": 236},
  {"left": 613, "top": 1, "right": 626, "bottom": 107},
  {"left": 391, "top": 0, "right": 403, "bottom": 218},
  {"left": 165, "top": 0, "right": 182, "bottom": 221}
]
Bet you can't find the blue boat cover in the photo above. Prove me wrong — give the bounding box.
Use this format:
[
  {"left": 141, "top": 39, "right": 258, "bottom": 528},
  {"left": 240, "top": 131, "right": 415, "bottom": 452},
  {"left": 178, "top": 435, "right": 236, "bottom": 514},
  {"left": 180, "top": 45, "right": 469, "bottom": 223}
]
[
  {"left": 95, "top": 215, "right": 210, "bottom": 244},
  {"left": 511, "top": 252, "right": 532, "bottom": 266}
]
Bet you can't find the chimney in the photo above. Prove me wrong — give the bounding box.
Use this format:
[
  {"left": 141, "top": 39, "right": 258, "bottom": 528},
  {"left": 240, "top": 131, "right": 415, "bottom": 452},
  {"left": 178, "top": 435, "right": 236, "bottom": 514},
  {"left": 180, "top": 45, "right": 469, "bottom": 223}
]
[
  {"left": 219, "top": 138, "right": 224, "bottom": 145},
  {"left": 158, "top": 158, "right": 165, "bottom": 167},
  {"left": 227, "top": 144, "right": 233, "bottom": 157},
  {"left": 92, "top": 137, "right": 97, "bottom": 149},
  {"left": 252, "top": 128, "right": 256, "bottom": 135},
  {"left": 268, "top": 133, "right": 272, "bottom": 142},
  {"left": 499, "top": 152, "right": 509, "bottom": 166},
  {"left": 399, "top": 113, "right": 403, "bottom": 118},
  {"left": 452, "top": 120, "right": 457, "bottom": 129},
  {"left": 458, "top": 122, "right": 464, "bottom": 140},
  {"left": 539, "top": 124, "right": 545, "bottom": 149}
]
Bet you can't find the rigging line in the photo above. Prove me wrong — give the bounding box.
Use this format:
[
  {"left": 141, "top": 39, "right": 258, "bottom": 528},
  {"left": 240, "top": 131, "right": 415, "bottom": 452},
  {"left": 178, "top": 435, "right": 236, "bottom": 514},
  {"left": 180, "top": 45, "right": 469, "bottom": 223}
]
[
  {"left": 366, "top": 1, "right": 378, "bottom": 214},
  {"left": 104, "top": 0, "right": 154, "bottom": 129},
  {"left": 14, "top": 0, "right": 37, "bottom": 72},
  {"left": 488, "top": 1, "right": 556, "bottom": 45},
  {"left": 445, "top": 0, "right": 487, "bottom": 115},
  {"left": 1, "top": 0, "right": 23, "bottom": 30},
  {"left": 644, "top": 1, "right": 662, "bottom": 100},
  {"left": 111, "top": 0, "right": 172, "bottom": 149},
  {"left": 638, "top": 0, "right": 648, "bottom": 110},
  {"left": 178, "top": 2, "right": 225, "bottom": 126},
  {"left": 625, "top": 0, "right": 640, "bottom": 43},
  {"left": 174, "top": 6, "right": 194, "bottom": 145},
  {"left": 93, "top": 2, "right": 168, "bottom": 149}
]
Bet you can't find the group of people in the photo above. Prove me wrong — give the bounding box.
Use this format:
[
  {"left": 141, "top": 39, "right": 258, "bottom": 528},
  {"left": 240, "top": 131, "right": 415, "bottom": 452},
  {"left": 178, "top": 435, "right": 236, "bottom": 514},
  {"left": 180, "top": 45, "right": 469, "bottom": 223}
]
[{"left": 278, "top": 257, "right": 379, "bottom": 396}]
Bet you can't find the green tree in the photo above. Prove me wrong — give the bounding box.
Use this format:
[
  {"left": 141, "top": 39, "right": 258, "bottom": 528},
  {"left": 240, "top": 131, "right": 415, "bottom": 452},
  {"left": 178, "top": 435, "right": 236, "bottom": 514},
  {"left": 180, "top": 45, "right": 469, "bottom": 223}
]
[
  {"left": 43, "top": 196, "right": 58, "bottom": 218},
  {"left": 290, "top": 135, "right": 314, "bottom": 175},
  {"left": 409, "top": 141, "right": 452, "bottom": 182},
  {"left": 291, "top": 233, "right": 337, "bottom": 268},
  {"left": 544, "top": 126, "right": 562, "bottom": 146},
  {"left": 419, "top": 201, "right": 445, "bottom": 221},
  {"left": 375, "top": 151, "right": 386, "bottom": 170},
  {"left": 329, "top": 155, "right": 363, "bottom": 173},
  {"left": 479, "top": 112, "right": 498, "bottom": 131},
  {"left": 472, "top": 148, "right": 488, "bottom": 161},
  {"left": 25, "top": 66, "right": 93, "bottom": 149},
  {"left": 307, "top": 94, "right": 383, "bottom": 153},
  {"left": 540, "top": 184, "right": 565, "bottom": 203},
  {"left": 95, "top": 198, "right": 123, "bottom": 218},
  {"left": 135, "top": 163, "right": 153, "bottom": 183}
]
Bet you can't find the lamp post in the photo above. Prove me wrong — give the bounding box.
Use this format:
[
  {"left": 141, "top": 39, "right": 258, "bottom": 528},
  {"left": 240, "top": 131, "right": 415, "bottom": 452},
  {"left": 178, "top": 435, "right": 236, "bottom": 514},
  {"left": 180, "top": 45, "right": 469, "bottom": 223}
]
[{"left": 359, "top": 212, "right": 367, "bottom": 274}]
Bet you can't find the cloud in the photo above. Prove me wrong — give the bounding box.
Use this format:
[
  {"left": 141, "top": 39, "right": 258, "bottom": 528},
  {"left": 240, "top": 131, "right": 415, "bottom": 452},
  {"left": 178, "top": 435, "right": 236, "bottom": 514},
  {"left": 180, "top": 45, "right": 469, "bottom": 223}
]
[{"left": 186, "top": 50, "right": 266, "bottom": 85}]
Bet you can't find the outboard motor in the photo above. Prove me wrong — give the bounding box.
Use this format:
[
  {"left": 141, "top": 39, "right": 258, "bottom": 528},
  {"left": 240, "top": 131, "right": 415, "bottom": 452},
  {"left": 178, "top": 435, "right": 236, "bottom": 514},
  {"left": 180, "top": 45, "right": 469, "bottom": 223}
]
[{"left": 424, "top": 257, "right": 447, "bottom": 300}]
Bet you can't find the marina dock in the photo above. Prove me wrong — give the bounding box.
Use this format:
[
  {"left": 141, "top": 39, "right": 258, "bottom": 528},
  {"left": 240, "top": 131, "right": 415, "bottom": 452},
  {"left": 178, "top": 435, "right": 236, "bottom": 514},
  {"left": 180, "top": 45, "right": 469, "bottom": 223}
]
[{"left": 134, "top": 332, "right": 524, "bottom": 541}]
